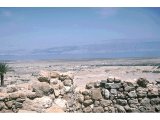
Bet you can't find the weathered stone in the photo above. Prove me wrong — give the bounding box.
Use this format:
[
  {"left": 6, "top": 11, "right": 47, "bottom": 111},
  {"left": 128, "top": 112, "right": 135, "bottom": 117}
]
[
  {"left": 93, "top": 106, "right": 104, "bottom": 113},
  {"left": 50, "top": 78, "right": 58, "bottom": 85},
  {"left": 83, "top": 106, "right": 92, "bottom": 113},
  {"left": 16, "top": 98, "right": 25, "bottom": 103},
  {"left": 124, "top": 86, "right": 135, "bottom": 92},
  {"left": 102, "top": 89, "right": 110, "bottom": 99},
  {"left": 94, "top": 101, "right": 100, "bottom": 107},
  {"left": 129, "top": 104, "right": 138, "bottom": 109},
  {"left": 83, "top": 100, "right": 93, "bottom": 107},
  {"left": 116, "top": 99, "right": 127, "bottom": 106},
  {"left": 128, "top": 91, "right": 137, "bottom": 98},
  {"left": 22, "top": 97, "right": 52, "bottom": 112},
  {"left": 114, "top": 79, "right": 121, "bottom": 83},
  {"left": 59, "top": 74, "right": 72, "bottom": 81},
  {"left": 105, "top": 83, "right": 122, "bottom": 89},
  {"left": 14, "top": 102, "right": 23, "bottom": 108},
  {"left": 128, "top": 99, "right": 139, "bottom": 105},
  {"left": 107, "top": 78, "right": 114, "bottom": 83},
  {"left": 77, "top": 94, "right": 84, "bottom": 103},
  {"left": 54, "top": 89, "right": 60, "bottom": 97},
  {"left": 82, "top": 90, "right": 90, "bottom": 96},
  {"left": 63, "top": 79, "right": 72, "bottom": 86},
  {"left": 63, "top": 86, "right": 71, "bottom": 93},
  {"left": 137, "top": 78, "right": 149, "bottom": 88},
  {"left": 32, "top": 82, "right": 54, "bottom": 96},
  {"left": 104, "top": 107, "right": 109, "bottom": 111},
  {"left": 136, "top": 87, "right": 148, "bottom": 98},
  {"left": 45, "top": 104, "right": 64, "bottom": 113},
  {"left": 115, "top": 105, "right": 126, "bottom": 113},
  {"left": 117, "top": 93, "right": 126, "bottom": 99},
  {"left": 5, "top": 101, "right": 14, "bottom": 109},
  {"left": 50, "top": 71, "right": 60, "bottom": 78},
  {"left": 6, "top": 86, "right": 18, "bottom": 93},
  {"left": 8, "top": 93, "right": 20, "bottom": 100},
  {"left": 0, "top": 102, "right": 5, "bottom": 110},
  {"left": 150, "top": 98, "right": 160, "bottom": 105},
  {"left": 84, "top": 95, "right": 91, "bottom": 100},
  {"left": 54, "top": 98, "right": 67, "bottom": 109},
  {"left": 38, "top": 77, "right": 50, "bottom": 83},
  {"left": 100, "top": 80, "right": 107, "bottom": 88},
  {"left": 140, "top": 98, "right": 150, "bottom": 107},
  {"left": 100, "top": 100, "right": 112, "bottom": 107},
  {"left": 124, "top": 105, "right": 132, "bottom": 112},
  {"left": 155, "top": 105, "right": 160, "bottom": 112},
  {"left": 110, "top": 89, "right": 117, "bottom": 96},
  {"left": 49, "top": 94, "right": 55, "bottom": 100},
  {"left": 91, "top": 89, "right": 103, "bottom": 100},
  {"left": 148, "top": 87, "right": 159, "bottom": 98},
  {"left": 26, "top": 92, "right": 37, "bottom": 99},
  {"left": 86, "top": 82, "right": 94, "bottom": 89}
]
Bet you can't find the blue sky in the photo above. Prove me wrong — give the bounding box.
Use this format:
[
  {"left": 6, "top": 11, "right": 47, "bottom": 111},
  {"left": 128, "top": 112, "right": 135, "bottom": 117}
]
[{"left": 0, "top": 8, "right": 160, "bottom": 60}]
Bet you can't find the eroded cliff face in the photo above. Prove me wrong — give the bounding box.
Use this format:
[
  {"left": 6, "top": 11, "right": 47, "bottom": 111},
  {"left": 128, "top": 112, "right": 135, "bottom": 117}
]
[{"left": 0, "top": 71, "right": 160, "bottom": 113}]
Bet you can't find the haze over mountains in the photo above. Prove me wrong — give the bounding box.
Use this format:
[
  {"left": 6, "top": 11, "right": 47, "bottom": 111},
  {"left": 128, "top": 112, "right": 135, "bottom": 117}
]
[{"left": 0, "top": 8, "right": 160, "bottom": 60}]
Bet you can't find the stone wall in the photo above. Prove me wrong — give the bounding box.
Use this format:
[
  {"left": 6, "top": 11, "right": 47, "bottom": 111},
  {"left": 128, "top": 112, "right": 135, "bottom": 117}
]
[
  {"left": 74, "top": 78, "right": 160, "bottom": 113},
  {"left": 0, "top": 71, "right": 160, "bottom": 113}
]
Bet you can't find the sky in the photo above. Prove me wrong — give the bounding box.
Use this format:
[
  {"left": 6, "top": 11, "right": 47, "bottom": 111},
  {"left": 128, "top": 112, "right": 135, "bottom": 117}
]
[{"left": 0, "top": 7, "right": 160, "bottom": 60}]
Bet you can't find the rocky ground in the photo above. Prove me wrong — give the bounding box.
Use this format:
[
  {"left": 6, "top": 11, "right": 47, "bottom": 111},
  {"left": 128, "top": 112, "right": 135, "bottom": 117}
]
[{"left": 0, "top": 58, "right": 160, "bottom": 113}]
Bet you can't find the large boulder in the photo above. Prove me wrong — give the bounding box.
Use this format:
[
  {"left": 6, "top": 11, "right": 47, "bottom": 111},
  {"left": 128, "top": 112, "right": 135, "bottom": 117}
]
[
  {"left": 39, "top": 70, "right": 50, "bottom": 78},
  {"left": 148, "top": 85, "right": 159, "bottom": 98},
  {"left": 137, "top": 78, "right": 149, "bottom": 88},
  {"left": 6, "top": 86, "right": 18, "bottom": 93},
  {"left": 22, "top": 96, "right": 53, "bottom": 112},
  {"left": 150, "top": 98, "right": 160, "bottom": 105},
  {"left": 91, "top": 89, "right": 103, "bottom": 100},
  {"left": 32, "top": 82, "right": 54, "bottom": 96},
  {"left": 86, "top": 82, "right": 94, "bottom": 89}
]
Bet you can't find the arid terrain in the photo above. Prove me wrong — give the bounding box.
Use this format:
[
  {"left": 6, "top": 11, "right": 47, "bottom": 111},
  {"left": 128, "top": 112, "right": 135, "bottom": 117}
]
[
  {"left": 5, "top": 58, "right": 160, "bottom": 89},
  {"left": 0, "top": 58, "right": 160, "bottom": 113}
]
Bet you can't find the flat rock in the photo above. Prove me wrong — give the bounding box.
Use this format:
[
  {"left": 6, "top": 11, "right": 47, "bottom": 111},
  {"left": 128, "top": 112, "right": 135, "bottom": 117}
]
[{"left": 91, "top": 89, "right": 103, "bottom": 100}]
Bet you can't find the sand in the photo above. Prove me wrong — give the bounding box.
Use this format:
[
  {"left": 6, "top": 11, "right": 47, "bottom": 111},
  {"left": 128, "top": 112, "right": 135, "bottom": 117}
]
[{"left": 4, "top": 58, "right": 160, "bottom": 89}]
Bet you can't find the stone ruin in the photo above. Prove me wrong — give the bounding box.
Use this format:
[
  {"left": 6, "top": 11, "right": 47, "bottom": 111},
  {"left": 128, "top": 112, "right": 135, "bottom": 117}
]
[{"left": 0, "top": 70, "right": 160, "bottom": 113}]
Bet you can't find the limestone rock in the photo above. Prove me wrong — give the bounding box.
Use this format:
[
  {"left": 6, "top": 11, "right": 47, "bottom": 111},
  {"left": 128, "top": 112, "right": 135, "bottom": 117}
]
[
  {"left": 102, "top": 89, "right": 110, "bottom": 99},
  {"left": 45, "top": 104, "right": 64, "bottom": 113},
  {"left": 93, "top": 106, "right": 104, "bottom": 113},
  {"left": 91, "top": 89, "right": 103, "bottom": 100},
  {"left": 32, "top": 82, "right": 54, "bottom": 96},
  {"left": 6, "top": 86, "right": 18, "bottom": 93},
  {"left": 54, "top": 98, "right": 67, "bottom": 108},
  {"left": 50, "top": 78, "right": 59, "bottom": 85}
]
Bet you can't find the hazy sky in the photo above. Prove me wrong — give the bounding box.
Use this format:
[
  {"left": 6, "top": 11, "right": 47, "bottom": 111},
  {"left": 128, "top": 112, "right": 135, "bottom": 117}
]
[{"left": 0, "top": 8, "right": 160, "bottom": 60}]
